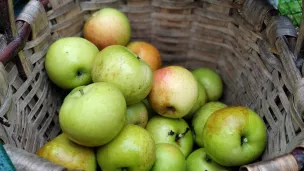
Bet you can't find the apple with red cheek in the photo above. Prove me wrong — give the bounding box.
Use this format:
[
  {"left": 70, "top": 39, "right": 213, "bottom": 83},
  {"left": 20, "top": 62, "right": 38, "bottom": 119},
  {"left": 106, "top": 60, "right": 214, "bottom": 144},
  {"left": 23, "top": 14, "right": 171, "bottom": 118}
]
[{"left": 148, "top": 66, "right": 199, "bottom": 119}]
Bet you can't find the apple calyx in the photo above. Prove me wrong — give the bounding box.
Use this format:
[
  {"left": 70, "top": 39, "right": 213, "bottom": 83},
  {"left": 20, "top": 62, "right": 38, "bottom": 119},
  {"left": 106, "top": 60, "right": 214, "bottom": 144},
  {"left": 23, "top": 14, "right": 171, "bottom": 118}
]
[
  {"left": 205, "top": 155, "right": 212, "bottom": 163},
  {"left": 166, "top": 106, "right": 176, "bottom": 113},
  {"left": 241, "top": 136, "right": 248, "bottom": 146},
  {"left": 77, "top": 70, "right": 84, "bottom": 77},
  {"left": 137, "top": 56, "right": 140, "bottom": 60},
  {"left": 121, "top": 167, "right": 128, "bottom": 171},
  {"left": 79, "top": 89, "right": 84, "bottom": 95}
]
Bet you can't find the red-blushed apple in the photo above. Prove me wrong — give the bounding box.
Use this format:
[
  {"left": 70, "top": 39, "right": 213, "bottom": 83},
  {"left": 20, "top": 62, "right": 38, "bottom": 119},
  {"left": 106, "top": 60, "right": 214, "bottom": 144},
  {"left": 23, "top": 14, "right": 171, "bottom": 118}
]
[
  {"left": 59, "top": 82, "right": 126, "bottom": 147},
  {"left": 91, "top": 45, "right": 153, "bottom": 105},
  {"left": 150, "top": 143, "right": 186, "bottom": 171},
  {"left": 84, "top": 8, "right": 131, "bottom": 50},
  {"left": 192, "top": 102, "right": 227, "bottom": 147},
  {"left": 45, "top": 37, "right": 99, "bottom": 89},
  {"left": 126, "top": 41, "right": 162, "bottom": 71},
  {"left": 148, "top": 66, "right": 199, "bottom": 118},
  {"left": 146, "top": 115, "right": 193, "bottom": 157},
  {"left": 96, "top": 124, "right": 156, "bottom": 171},
  {"left": 203, "top": 106, "right": 267, "bottom": 166},
  {"left": 126, "top": 101, "right": 148, "bottom": 128},
  {"left": 186, "top": 148, "right": 230, "bottom": 171},
  {"left": 183, "top": 82, "right": 208, "bottom": 120},
  {"left": 192, "top": 67, "right": 223, "bottom": 101}
]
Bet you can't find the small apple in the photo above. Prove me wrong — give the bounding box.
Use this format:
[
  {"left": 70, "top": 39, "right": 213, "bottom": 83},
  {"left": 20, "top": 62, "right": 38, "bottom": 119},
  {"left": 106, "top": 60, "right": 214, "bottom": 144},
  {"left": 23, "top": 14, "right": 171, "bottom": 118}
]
[
  {"left": 146, "top": 115, "right": 193, "bottom": 157},
  {"left": 96, "top": 124, "right": 156, "bottom": 171},
  {"left": 36, "top": 133, "right": 96, "bottom": 171},
  {"left": 84, "top": 8, "right": 131, "bottom": 50},
  {"left": 186, "top": 148, "right": 229, "bottom": 171},
  {"left": 203, "top": 106, "right": 267, "bottom": 166},
  {"left": 127, "top": 41, "right": 162, "bottom": 71},
  {"left": 183, "top": 82, "right": 208, "bottom": 120},
  {"left": 150, "top": 143, "right": 186, "bottom": 171},
  {"left": 126, "top": 101, "right": 148, "bottom": 128},
  {"left": 59, "top": 82, "right": 126, "bottom": 147},
  {"left": 148, "top": 66, "right": 199, "bottom": 118},
  {"left": 192, "top": 67, "right": 223, "bottom": 101},
  {"left": 91, "top": 45, "right": 153, "bottom": 105},
  {"left": 192, "top": 102, "right": 227, "bottom": 147},
  {"left": 45, "top": 37, "right": 99, "bottom": 89}
]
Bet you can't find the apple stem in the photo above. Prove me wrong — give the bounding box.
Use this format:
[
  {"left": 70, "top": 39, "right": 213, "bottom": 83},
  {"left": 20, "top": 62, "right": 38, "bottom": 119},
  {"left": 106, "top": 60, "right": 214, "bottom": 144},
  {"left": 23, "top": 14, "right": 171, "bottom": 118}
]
[
  {"left": 79, "top": 89, "right": 84, "bottom": 95},
  {"left": 175, "top": 127, "right": 190, "bottom": 142}
]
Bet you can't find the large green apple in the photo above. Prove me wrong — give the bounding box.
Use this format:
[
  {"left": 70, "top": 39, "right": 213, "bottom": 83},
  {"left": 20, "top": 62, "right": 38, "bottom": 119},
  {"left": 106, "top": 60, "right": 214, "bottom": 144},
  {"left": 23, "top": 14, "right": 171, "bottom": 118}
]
[
  {"left": 146, "top": 115, "right": 193, "bottom": 157},
  {"left": 203, "top": 106, "right": 267, "bottom": 166},
  {"left": 148, "top": 66, "right": 199, "bottom": 118},
  {"left": 192, "top": 102, "right": 227, "bottom": 147},
  {"left": 96, "top": 124, "right": 156, "bottom": 171},
  {"left": 186, "top": 148, "right": 229, "bottom": 171},
  {"left": 192, "top": 67, "right": 223, "bottom": 101},
  {"left": 183, "top": 82, "right": 208, "bottom": 120},
  {"left": 36, "top": 133, "right": 96, "bottom": 171},
  {"left": 91, "top": 45, "right": 153, "bottom": 105},
  {"left": 59, "top": 82, "right": 126, "bottom": 147},
  {"left": 126, "top": 101, "right": 149, "bottom": 128},
  {"left": 45, "top": 37, "right": 99, "bottom": 89},
  {"left": 150, "top": 143, "right": 186, "bottom": 171}
]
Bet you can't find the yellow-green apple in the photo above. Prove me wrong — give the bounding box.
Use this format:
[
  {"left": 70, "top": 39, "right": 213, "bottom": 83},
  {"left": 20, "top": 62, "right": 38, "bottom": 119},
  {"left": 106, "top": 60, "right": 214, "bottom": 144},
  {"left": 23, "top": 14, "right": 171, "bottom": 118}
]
[
  {"left": 36, "top": 133, "right": 96, "bottom": 171},
  {"left": 148, "top": 66, "right": 199, "bottom": 118},
  {"left": 45, "top": 37, "right": 99, "bottom": 89},
  {"left": 96, "top": 124, "right": 156, "bottom": 171},
  {"left": 150, "top": 143, "right": 186, "bottom": 171},
  {"left": 142, "top": 98, "right": 157, "bottom": 119},
  {"left": 146, "top": 115, "right": 193, "bottom": 157},
  {"left": 59, "top": 82, "right": 126, "bottom": 147},
  {"left": 126, "top": 101, "right": 148, "bottom": 128},
  {"left": 91, "top": 45, "right": 153, "bottom": 105},
  {"left": 192, "top": 102, "right": 227, "bottom": 147},
  {"left": 192, "top": 67, "right": 223, "bottom": 101},
  {"left": 203, "top": 106, "right": 267, "bottom": 166},
  {"left": 183, "top": 82, "right": 208, "bottom": 120},
  {"left": 84, "top": 8, "right": 131, "bottom": 50},
  {"left": 126, "top": 41, "right": 162, "bottom": 71},
  {"left": 186, "top": 148, "right": 229, "bottom": 171}
]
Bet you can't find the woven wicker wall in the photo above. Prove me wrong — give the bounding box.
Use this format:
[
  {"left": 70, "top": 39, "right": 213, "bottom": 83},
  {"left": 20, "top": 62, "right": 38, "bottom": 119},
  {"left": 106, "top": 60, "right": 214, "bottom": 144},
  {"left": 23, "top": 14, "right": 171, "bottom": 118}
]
[{"left": 0, "top": 0, "right": 304, "bottom": 163}]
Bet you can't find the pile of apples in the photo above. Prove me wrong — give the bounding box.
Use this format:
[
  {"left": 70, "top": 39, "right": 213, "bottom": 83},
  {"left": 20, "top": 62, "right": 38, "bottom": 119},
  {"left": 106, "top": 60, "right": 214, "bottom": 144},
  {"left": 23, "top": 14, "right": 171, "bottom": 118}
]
[{"left": 38, "top": 7, "right": 268, "bottom": 171}]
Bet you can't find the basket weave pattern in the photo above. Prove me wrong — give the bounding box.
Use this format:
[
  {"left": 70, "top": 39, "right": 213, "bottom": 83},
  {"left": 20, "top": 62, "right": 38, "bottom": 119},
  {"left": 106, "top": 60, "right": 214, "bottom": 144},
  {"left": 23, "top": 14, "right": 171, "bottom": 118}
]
[{"left": 1, "top": 0, "right": 304, "bottom": 165}]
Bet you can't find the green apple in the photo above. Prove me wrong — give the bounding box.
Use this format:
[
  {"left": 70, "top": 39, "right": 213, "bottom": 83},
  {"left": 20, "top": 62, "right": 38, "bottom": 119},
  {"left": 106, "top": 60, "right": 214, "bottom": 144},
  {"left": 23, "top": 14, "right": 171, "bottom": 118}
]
[
  {"left": 183, "top": 82, "right": 208, "bottom": 120},
  {"left": 148, "top": 66, "right": 199, "bottom": 118},
  {"left": 45, "top": 37, "right": 99, "bottom": 89},
  {"left": 192, "top": 102, "right": 227, "bottom": 147},
  {"left": 91, "top": 45, "right": 153, "bottom": 105},
  {"left": 126, "top": 101, "right": 148, "bottom": 128},
  {"left": 36, "top": 133, "right": 96, "bottom": 171},
  {"left": 146, "top": 115, "right": 193, "bottom": 157},
  {"left": 186, "top": 148, "right": 229, "bottom": 171},
  {"left": 150, "top": 143, "right": 186, "bottom": 171},
  {"left": 203, "top": 106, "right": 267, "bottom": 166},
  {"left": 96, "top": 124, "right": 156, "bottom": 171},
  {"left": 59, "top": 82, "right": 126, "bottom": 147},
  {"left": 192, "top": 67, "right": 223, "bottom": 101},
  {"left": 142, "top": 98, "right": 157, "bottom": 119}
]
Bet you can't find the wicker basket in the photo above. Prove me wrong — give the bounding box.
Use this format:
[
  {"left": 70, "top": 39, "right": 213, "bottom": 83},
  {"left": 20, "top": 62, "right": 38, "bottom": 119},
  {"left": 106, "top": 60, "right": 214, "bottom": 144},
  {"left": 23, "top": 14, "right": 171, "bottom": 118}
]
[{"left": 1, "top": 0, "right": 304, "bottom": 170}]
